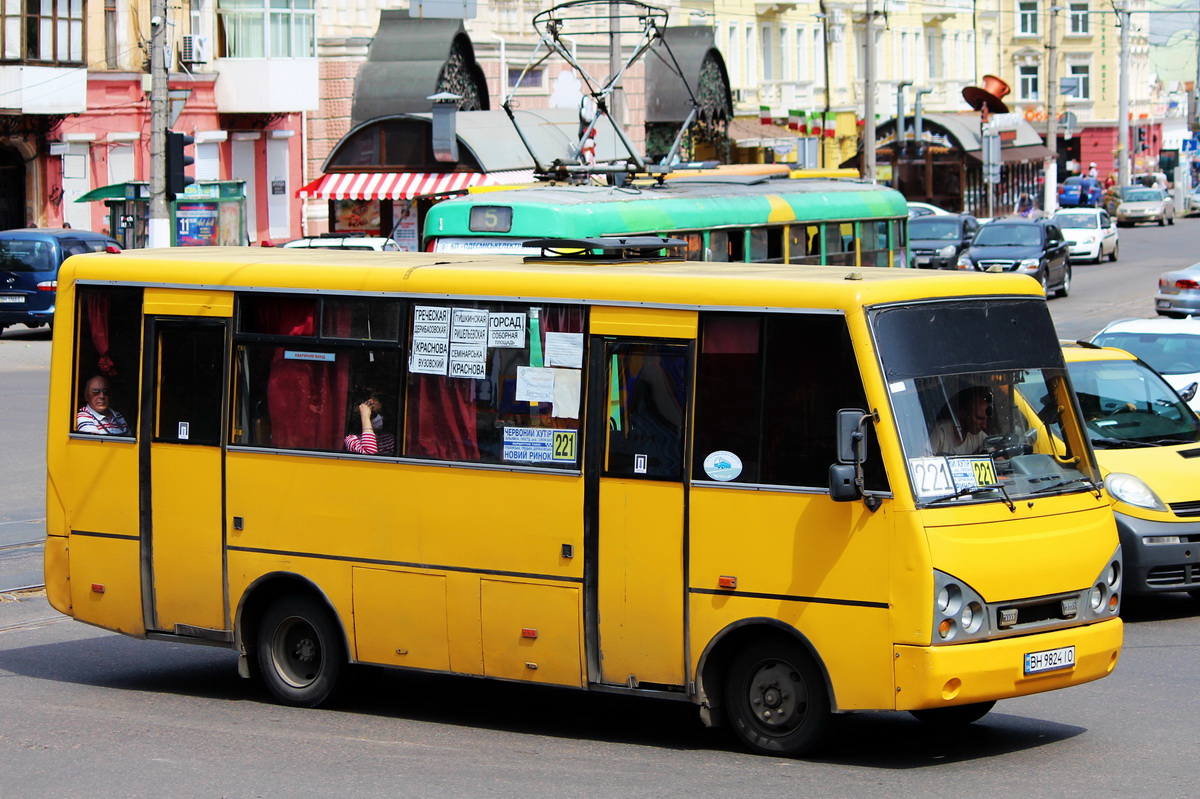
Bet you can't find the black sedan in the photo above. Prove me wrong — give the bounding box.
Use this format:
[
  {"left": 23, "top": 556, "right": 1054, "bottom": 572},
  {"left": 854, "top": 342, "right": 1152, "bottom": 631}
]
[{"left": 955, "top": 217, "right": 1071, "bottom": 298}]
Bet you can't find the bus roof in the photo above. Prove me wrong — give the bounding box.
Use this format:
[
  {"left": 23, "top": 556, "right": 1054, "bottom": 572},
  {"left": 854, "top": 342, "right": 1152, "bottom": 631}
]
[
  {"left": 422, "top": 178, "right": 908, "bottom": 241},
  {"left": 62, "top": 248, "right": 1045, "bottom": 312}
]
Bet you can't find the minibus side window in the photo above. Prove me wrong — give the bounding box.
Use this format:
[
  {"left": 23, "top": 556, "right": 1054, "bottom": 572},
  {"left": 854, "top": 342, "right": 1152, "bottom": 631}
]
[
  {"left": 693, "top": 312, "right": 887, "bottom": 490},
  {"left": 232, "top": 294, "right": 404, "bottom": 453},
  {"left": 403, "top": 302, "right": 586, "bottom": 468},
  {"left": 73, "top": 286, "right": 143, "bottom": 437}
]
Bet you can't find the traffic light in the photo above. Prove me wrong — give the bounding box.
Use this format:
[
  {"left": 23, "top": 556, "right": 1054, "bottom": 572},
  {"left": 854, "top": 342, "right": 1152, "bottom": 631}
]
[
  {"left": 1135, "top": 126, "right": 1146, "bottom": 152},
  {"left": 166, "top": 130, "right": 195, "bottom": 201}
]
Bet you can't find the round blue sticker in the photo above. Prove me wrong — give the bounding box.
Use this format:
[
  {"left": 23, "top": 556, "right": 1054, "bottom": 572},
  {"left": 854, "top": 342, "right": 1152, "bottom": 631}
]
[{"left": 703, "top": 450, "right": 743, "bottom": 482}]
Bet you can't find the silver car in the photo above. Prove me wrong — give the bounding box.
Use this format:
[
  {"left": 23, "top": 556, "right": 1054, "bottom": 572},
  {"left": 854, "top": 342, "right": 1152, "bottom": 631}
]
[
  {"left": 1157, "top": 261, "right": 1200, "bottom": 317},
  {"left": 1115, "top": 187, "right": 1175, "bottom": 227}
]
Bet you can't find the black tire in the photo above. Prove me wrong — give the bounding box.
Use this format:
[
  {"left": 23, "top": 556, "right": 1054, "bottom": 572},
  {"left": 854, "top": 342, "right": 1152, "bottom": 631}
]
[
  {"left": 724, "top": 638, "right": 830, "bottom": 757},
  {"left": 1039, "top": 269, "right": 1051, "bottom": 297},
  {"left": 257, "top": 595, "right": 345, "bottom": 708},
  {"left": 910, "top": 700, "right": 996, "bottom": 728},
  {"left": 1109, "top": 241, "right": 1119, "bottom": 262},
  {"left": 1056, "top": 265, "right": 1072, "bottom": 298}
]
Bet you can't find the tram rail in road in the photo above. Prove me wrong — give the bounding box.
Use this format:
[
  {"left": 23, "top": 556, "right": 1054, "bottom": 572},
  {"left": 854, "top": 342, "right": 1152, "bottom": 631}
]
[{"left": 0, "top": 536, "right": 46, "bottom": 593}]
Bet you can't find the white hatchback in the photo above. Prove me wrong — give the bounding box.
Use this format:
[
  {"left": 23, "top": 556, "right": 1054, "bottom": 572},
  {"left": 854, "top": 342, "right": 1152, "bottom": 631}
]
[
  {"left": 1090, "top": 317, "right": 1200, "bottom": 411},
  {"left": 281, "top": 236, "right": 401, "bottom": 251},
  {"left": 1051, "top": 207, "right": 1119, "bottom": 263}
]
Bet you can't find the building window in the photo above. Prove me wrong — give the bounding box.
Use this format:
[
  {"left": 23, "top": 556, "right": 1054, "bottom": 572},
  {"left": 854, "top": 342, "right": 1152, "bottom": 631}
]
[
  {"left": 1018, "top": 0, "right": 1038, "bottom": 36},
  {"left": 104, "top": 0, "right": 116, "bottom": 68},
  {"left": 761, "top": 23, "right": 773, "bottom": 81},
  {"left": 1067, "top": 62, "right": 1091, "bottom": 99},
  {"left": 4, "top": 0, "right": 84, "bottom": 63},
  {"left": 1019, "top": 64, "right": 1039, "bottom": 100},
  {"left": 217, "top": 0, "right": 315, "bottom": 59},
  {"left": 1068, "top": 1, "right": 1089, "bottom": 34},
  {"left": 925, "top": 30, "right": 942, "bottom": 79}
]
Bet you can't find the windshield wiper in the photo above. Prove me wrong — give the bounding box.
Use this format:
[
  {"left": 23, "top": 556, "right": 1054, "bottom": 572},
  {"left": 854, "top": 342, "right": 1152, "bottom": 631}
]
[
  {"left": 925, "top": 482, "right": 1016, "bottom": 512},
  {"left": 1150, "top": 437, "right": 1200, "bottom": 445},
  {"left": 1088, "top": 436, "right": 1152, "bottom": 449},
  {"left": 1029, "top": 477, "right": 1103, "bottom": 498}
]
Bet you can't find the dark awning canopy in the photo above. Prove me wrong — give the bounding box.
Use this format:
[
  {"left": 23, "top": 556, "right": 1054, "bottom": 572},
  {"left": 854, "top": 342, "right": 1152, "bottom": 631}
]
[
  {"left": 645, "top": 26, "right": 731, "bottom": 124},
  {"left": 352, "top": 11, "right": 489, "bottom": 126},
  {"left": 875, "top": 112, "right": 1050, "bottom": 164}
]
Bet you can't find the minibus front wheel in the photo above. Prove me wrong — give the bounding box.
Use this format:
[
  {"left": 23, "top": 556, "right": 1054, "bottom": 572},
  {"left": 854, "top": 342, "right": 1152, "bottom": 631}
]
[
  {"left": 257, "top": 594, "right": 345, "bottom": 708},
  {"left": 724, "top": 638, "right": 830, "bottom": 757}
]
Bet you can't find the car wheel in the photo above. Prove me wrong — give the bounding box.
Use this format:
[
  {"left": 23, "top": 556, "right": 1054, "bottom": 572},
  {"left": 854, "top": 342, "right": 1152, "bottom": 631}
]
[
  {"left": 256, "top": 594, "right": 346, "bottom": 708},
  {"left": 1040, "top": 269, "right": 1051, "bottom": 297},
  {"left": 724, "top": 637, "right": 831, "bottom": 757},
  {"left": 1056, "top": 264, "right": 1071, "bottom": 298},
  {"left": 1109, "top": 241, "right": 1119, "bottom": 262}
]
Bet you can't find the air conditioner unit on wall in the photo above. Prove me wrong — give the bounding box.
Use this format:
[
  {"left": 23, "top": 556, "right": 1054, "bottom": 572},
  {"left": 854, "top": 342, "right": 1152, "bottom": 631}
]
[{"left": 181, "top": 35, "right": 210, "bottom": 65}]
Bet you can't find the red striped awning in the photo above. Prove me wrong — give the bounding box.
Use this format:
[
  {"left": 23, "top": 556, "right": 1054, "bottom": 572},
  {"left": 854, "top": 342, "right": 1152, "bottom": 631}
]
[{"left": 296, "top": 170, "right": 535, "bottom": 200}]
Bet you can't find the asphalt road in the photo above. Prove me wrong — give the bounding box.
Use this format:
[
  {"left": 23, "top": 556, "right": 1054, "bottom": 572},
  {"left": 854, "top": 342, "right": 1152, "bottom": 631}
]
[{"left": 1, "top": 229, "right": 1198, "bottom": 796}]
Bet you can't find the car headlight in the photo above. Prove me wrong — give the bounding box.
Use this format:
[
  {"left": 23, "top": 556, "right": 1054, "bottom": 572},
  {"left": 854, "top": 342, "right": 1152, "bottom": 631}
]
[
  {"left": 932, "top": 571, "right": 990, "bottom": 643},
  {"left": 1018, "top": 258, "right": 1040, "bottom": 269},
  {"left": 1104, "top": 472, "right": 1167, "bottom": 511},
  {"left": 956, "top": 253, "right": 974, "bottom": 269},
  {"left": 1081, "top": 235, "right": 1097, "bottom": 244},
  {"left": 937, "top": 244, "right": 957, "bottom": 257}
]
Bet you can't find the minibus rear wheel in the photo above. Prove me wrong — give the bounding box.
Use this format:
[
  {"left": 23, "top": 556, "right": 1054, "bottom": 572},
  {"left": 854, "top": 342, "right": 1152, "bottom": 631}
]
[
  {"left": 257, "top": 594, "right": 345, "bottom": 708},
  {"left": 724, "top": 637, "right": 830, "bottom": 757}
]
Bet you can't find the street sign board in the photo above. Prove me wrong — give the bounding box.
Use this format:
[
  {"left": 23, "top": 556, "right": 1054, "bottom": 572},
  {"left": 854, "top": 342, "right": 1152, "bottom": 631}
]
[{"left": 1181, "top": 138, "right": 1198, "bottom": 153}]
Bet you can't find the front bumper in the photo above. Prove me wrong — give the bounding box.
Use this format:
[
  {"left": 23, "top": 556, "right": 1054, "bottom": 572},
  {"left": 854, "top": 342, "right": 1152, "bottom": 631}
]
[
  {"left": 1067, "top": 242, "right": 1101, "bottom": 260},
  {"left": 1115, "top": 511, "right": 1200, "bottom": 594},
  {"left": 893, "top": 618, "right": 1122, "bottom": 711}
]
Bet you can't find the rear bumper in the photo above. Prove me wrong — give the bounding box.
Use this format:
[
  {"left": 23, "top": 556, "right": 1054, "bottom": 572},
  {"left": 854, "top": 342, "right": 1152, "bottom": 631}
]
[{"left": 893, "top": 618, "right": 1122, "bottom": 711}]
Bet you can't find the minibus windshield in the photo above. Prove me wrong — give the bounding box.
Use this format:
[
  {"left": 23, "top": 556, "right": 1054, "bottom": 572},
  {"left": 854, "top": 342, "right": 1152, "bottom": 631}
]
[{"left": 871, "top": 299, "right": 1100, "bottom": 505}]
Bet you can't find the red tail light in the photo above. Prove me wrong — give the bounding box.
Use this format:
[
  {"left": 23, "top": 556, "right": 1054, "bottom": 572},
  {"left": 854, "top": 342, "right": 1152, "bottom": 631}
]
[
  {"left": 36, "top": 281, "right": 56, "bottom": 292},
  {"left": 1176, "top": 279, "right": 1200, "bottom": 290}
]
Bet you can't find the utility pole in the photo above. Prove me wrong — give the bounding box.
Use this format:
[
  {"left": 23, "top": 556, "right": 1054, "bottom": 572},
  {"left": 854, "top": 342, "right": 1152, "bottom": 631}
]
[
  {"left": 820, "top": 1, "right": 832, "bottom": 168},
  {"left": 1044, "top": 5, "right": 1059, "bottom": 214},
  {"left": 608, "top": 1, "right": 625, "bottom": 135},
  {"left": 1117, "top": 0, "right": 1131, "bottom": 188},
  {"left": 147, "top": 0, "right": 169, "bottom": 247},
  {"left": 862, "top": 0, "right": 876, "bottom": 182}
]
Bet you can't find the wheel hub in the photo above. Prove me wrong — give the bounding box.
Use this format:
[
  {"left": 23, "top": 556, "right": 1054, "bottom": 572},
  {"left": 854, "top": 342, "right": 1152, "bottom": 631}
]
[{"left": 748, "top": 662, "right": 804, "bottom": 729}]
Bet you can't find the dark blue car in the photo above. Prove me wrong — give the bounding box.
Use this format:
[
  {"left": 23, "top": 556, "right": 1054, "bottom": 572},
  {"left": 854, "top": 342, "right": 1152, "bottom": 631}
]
[
  {"left": 1058, "top": 176, "right": 1102, "bottom": 207},
  {"left": 0, "top": 228, "right": 120, "bottom": 335}
]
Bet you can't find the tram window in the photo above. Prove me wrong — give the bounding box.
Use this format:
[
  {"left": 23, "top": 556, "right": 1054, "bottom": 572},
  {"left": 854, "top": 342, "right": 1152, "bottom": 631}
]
[
  {"left": 749, "top": 228, "right": 784, "bottom": 263},
  {"left": 73, "top": 286, "right": 143, "bottom": 437},
  {"left": 729, "top": 230, "right": 746, "bottom": 262},
  {"left": 860, "top": 220, "right": 891, "bottom": 268},
  {"left": 708, "top": 231, "right": 731, "bottom": 262},
  {"left": 693, "top": 312, "right": 886, "bottom": 490},
  {"left": 680, "top": 232, "right": 704, "bottom": 261}
]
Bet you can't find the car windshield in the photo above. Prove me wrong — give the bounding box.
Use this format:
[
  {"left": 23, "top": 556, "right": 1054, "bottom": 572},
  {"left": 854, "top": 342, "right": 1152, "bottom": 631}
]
[
  {"left": 1053, "top": 213, "right": 1099, "bottom": 229},
  {"left": 1091, "top": 332, "right": 1200, "bottom": 376},
  {"left": 0, "top": 240, "right": 54, "bottom": 272},
  {"left": 872, "top": 299, "right": 1098, "bottom": 506},
  {"left": 909, "top": 219, "right": 961, "bottom": 240},
  {"left": 1125, "top": 190, "right": 1162, "bottom": 202},
  {"left": 973, "top": 224, "right": 1041, "bottom": 247},
  {"left": 1065, "top": 358, "right": 1200, "bottom": 447}
]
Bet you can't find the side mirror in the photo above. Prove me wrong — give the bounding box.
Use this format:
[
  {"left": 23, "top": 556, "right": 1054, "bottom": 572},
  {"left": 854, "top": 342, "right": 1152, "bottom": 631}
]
[
  {"left": 835, "top": 408, "right": 869, "bottom": 464},
  {"left": 1180, "top": 382, "right": 1198, "bottom": 403}
]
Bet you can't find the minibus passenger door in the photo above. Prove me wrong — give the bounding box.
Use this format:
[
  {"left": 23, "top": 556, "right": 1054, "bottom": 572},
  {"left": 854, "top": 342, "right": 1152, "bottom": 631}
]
[
  {"left": 142, "top": 316, "right": 230, "bottom": 639},
  {"left": 586, "top": 338, "right": 691, "bottom": 688}
]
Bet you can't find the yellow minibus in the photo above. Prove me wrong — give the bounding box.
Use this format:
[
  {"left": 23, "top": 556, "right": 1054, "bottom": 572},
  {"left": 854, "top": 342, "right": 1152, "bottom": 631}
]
[{"left": 45, "top": 241, "right": 1122, "bottom": 756}]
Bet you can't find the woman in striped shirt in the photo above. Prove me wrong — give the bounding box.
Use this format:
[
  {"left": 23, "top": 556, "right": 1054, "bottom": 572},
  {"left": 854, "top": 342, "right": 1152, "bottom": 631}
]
[{"left": 344, "top": 392, "right": 395, "bottom": 455}]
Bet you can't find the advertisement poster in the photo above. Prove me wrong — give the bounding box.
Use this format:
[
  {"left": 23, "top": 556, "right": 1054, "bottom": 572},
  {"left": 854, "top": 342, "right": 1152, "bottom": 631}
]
[
  {"left": 176, "top": 203, "right": 219, "bottom": 246},
  {"left": 335, "top": 199, "right": 380, "bottom": 234},
  {"left": 392, "top": 200, "right": 419, "bottom": 251}
]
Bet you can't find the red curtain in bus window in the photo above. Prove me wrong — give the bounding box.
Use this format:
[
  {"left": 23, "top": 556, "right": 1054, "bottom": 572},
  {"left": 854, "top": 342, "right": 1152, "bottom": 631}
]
[
  {"left": 262, "top": 298, "right": 351, "bottom": 450},
  {"left": 85, "top": 292, "right": 116, "bottom": 376},
  {"left": 406, "top": 375, "right": 479, "bottom": 461}
]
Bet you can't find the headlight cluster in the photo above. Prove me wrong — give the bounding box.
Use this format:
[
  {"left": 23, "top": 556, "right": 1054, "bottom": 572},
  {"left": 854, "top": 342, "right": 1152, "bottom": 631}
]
[
  {"left": 1017, "top": 258, "right": 1041, "bottom": 270},
  {"left": 932, "top": 571, "right": 990, "bottom": 643},
  {"left": 956, "top": 254, "right": 974, "bottom": 270},
  {"left": 1083, "top": 551, "right": 1122, "bottom": 619},
  {"left": 1104, "top": 472, "right": 1167, "bottom": 511},
  {"left": 937, "top": 244, "right": 957, "bottom": 257}
]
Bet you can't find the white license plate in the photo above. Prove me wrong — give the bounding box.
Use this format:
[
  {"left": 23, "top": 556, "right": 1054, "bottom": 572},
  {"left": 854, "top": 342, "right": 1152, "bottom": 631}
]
[
  {"left": 0, "top": 295, "right": 24, "bottom": 304},
  {"left": 915, "top": 256, "right": 931, "bottom": 266},
  {"left": 1157, "top": 299, "right": 1172, "bottom": 308},
  {"left": 1024, "top": 645, "right": 1075, "bottom": 675}
]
